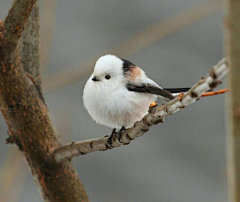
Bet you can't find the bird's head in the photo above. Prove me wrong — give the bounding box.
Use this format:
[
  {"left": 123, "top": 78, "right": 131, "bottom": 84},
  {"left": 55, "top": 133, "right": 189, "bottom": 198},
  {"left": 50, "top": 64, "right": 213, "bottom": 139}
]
[{"left": 91, "top": 54, "right": 135, "bottom": 90}]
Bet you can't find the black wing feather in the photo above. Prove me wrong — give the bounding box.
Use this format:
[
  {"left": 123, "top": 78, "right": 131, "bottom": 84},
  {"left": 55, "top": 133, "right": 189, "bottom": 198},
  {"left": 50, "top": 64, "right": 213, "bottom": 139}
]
[{"left": 126, "top": 83, "right": 175, "bottom": 101}]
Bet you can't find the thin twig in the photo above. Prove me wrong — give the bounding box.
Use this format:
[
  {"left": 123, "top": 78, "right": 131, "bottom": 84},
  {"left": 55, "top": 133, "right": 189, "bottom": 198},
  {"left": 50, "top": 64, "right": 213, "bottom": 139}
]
[
  {"left": 42, "top": 0, "right": 221, "bottom": 93},
  {"left": 52, "top": 58, "right": 229, "bottom": 164}
]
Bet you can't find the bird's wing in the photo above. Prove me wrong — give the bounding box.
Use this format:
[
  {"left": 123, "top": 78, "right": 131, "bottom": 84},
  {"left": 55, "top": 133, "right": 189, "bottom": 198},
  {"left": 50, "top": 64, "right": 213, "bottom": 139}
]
[
  {"left": 126, "top": 82, "right": 174, "bottom": 102},
  {"left": 125, "top": 65, "right": 227, "bottom": 101},
  {"left": 125, "top": 66, "right": 174, "bottom": 102}
]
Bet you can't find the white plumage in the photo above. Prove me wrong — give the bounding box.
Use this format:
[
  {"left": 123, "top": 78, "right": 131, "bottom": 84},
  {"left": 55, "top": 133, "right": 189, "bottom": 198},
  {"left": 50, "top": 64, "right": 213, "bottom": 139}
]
[{"left": 83, "top": 54, "right": 170, "bottom": 129}]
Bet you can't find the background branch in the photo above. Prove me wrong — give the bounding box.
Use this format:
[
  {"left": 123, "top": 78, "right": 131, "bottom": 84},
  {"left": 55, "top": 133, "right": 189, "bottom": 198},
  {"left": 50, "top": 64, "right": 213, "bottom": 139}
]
[
  {"left": 53, "top": 58, "right": 229, "bottom": 164},
  {"left": 19, "top": 3, "right": 40, "bottom": 77},
  {"left": 41, "top": 0, "right": 221, "bottom": 93},
  {"left": 225, "top": 0, "right": 240, "bottom": 201},
  {"left": 40, "top": 0, "right": 56, "bottom": 74}
]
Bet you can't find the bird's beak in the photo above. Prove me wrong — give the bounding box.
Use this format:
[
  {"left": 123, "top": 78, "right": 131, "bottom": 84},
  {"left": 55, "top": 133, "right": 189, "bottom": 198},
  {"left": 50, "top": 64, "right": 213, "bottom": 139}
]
[{"left": 92, "top": 76, "right": 100, "bottom": 81}]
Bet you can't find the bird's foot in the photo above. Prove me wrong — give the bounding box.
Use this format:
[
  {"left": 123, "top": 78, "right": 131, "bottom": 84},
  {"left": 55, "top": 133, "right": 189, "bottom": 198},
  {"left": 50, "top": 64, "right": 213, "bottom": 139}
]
[
  {"left": 107, "top": 128, "right": 116, "bottom": 147},
  {"left": 149, "top": 101, "right": 158, "bottom": 112},
  {"left": 115, "top": 126, "right": 126, "bottom": 143},
  {"left": 177, "top": 93, "right": 184, "bottom": 101},
  {"left": 107, "top": 126, "right": 126, "bottom": 147},
  {"left": 150, "top": 101, "right": 157, "bottom": 107}
]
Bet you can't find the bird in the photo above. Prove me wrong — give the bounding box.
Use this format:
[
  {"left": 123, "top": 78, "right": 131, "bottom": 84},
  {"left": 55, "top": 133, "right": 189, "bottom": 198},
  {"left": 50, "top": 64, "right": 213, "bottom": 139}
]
[{"left": 83, "top": 54, "right": 228, "bottom": 143}]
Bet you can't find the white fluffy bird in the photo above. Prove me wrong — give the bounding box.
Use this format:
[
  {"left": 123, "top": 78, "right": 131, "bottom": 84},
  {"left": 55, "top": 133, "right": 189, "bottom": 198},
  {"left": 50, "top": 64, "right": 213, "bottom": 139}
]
[
  {"left": 83, "top": 54, "right": 227, "bottom": 143},
  {"left": 83, "top": 54, "right": 185, "bottom": 139}
]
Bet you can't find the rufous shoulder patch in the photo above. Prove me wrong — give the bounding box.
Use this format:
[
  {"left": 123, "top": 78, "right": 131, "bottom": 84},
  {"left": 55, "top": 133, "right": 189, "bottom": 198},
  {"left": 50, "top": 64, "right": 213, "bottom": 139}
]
[{"left": 126, "top": 66, "right": 142, "bottom": 81}]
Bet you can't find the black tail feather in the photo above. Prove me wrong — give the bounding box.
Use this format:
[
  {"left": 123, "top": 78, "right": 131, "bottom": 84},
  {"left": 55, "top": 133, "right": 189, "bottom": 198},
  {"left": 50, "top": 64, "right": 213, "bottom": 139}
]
[
  {"left": 163, "top": 88, "right": 190, "bottom": 93},
  {"left": 164, "top": 88, "right": 212, "bottom": 93}
]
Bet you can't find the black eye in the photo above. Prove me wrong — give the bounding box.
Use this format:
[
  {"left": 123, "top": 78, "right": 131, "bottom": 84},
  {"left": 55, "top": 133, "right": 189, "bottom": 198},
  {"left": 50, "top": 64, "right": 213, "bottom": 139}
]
[{"left": 105, "top": 75, "right": 111, "bottom": 80}]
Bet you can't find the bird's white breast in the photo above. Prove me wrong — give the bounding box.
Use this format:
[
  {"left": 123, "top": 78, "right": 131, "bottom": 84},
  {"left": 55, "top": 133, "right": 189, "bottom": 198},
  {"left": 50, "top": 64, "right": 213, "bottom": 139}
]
[{"left": 83, "top": 78, "right": 156, "bottom": 129}]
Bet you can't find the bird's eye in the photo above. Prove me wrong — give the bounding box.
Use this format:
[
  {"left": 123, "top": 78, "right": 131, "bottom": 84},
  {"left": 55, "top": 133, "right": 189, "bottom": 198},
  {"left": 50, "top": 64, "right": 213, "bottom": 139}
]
[{"left": 105, "top": 75, "right": 111, "bottom": 80}]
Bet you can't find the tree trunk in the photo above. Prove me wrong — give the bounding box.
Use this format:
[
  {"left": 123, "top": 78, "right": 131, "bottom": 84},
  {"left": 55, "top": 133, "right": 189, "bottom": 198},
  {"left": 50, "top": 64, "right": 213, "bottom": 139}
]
[
  {"left": 224, "top": 0, "right": 240, "bottom": 201},
  {"left": 0, "top": 1, "right": 89, "bottom": 201}
]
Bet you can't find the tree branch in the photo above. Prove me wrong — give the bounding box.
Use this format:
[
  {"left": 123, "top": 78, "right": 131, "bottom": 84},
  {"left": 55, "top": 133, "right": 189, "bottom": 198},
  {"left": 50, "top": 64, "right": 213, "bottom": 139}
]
[
  {"left": 19, "top": 2, "right": 40, "bottom": 77},
  {"left": 0, "top": 3, "right": 43, "bottom": 199},
  {"left": 0, "top": 1, "right": 89, "bottom": 201},
  {"left": 52, "top": 58, "right": 229, "bottom": 164},
  {"left": 18, "top": 2, "right": 45, "bottom": 103},
  {"left": 4, "top": 0, "right": 37, "bottom": 53}
]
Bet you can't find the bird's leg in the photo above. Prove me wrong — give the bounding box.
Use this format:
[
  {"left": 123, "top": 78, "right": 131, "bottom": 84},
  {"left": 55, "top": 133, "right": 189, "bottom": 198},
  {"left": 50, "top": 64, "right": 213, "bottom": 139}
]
[
  {"left": 107, "top": 128, "right": 116, "bottom": 147},
  {"left": 116, "top": 126, "right": 126, "bottom": 143}
]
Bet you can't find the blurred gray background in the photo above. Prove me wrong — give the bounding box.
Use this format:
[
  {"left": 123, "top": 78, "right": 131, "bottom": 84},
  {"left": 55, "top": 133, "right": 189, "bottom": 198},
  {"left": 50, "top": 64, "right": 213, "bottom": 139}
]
[{"left": 0, "top": 0, "right": 227, "bottom": 202}]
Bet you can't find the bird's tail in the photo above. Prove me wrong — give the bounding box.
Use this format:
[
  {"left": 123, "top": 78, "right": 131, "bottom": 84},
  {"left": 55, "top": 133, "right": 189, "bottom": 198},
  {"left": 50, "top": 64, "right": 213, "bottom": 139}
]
[
  {"left": 163, "top": 88, "right": 229, "bottom": 97},
  {"left": 150, "top": 88, "right": 229, "bottom": 107}
]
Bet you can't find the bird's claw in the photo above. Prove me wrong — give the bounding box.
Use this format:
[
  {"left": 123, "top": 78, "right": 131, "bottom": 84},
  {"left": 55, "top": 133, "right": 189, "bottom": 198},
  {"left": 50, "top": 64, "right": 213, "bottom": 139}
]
[
  {"left": 116, "top": 126, "right": 126, "bottom": 143},
  {"left": 107, "top": 128, "right": 116, "bottom": 147},
  {"left": 107, "top": 127, "right": 126, "bottom": 146}
]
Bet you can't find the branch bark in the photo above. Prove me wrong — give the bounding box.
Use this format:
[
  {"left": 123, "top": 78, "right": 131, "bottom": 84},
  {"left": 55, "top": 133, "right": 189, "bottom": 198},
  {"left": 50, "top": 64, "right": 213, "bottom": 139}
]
[
  {"left": 0, "top": 1, "right": 89, "bottom": 201},
  {"left": 4, "top": 0, "right": 37, "bottom": 53},
  {"left": 19, "top": 3, "right": 40, "bottom": 77},
  {"left": 225, "top": 0, "right": 240, "bottom": 201},
  {"left": 0, "top": 2, "right": 41, "bottom": 200},
  {"left": 52, "top": 58, "right": 229, "bottom": 164},
  {"left": 18, "top": 2, "right": 44, "bottom": 103}
]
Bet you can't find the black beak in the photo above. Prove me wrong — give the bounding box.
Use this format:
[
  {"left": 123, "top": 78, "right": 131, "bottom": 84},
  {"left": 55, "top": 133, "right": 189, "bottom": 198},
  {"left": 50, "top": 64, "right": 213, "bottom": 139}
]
[{"left": 92, "top": 76, "right": 100, "bottom": 81}]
